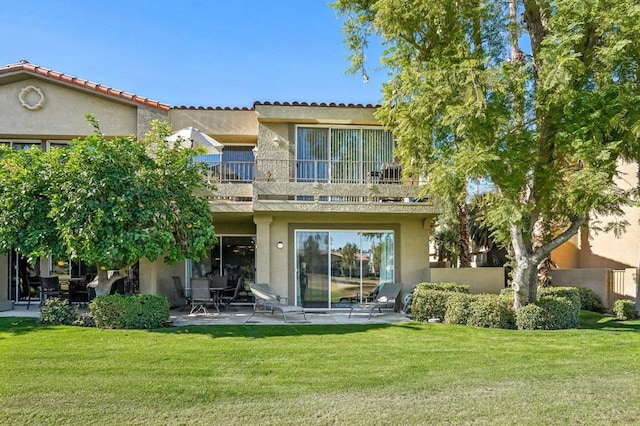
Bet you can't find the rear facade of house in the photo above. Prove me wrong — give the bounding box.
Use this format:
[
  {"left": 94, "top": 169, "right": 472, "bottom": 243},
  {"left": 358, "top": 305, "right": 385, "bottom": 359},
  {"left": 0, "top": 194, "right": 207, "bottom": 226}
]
[{"left": 0, "top": 62, "right": 439, "bottom": 311}]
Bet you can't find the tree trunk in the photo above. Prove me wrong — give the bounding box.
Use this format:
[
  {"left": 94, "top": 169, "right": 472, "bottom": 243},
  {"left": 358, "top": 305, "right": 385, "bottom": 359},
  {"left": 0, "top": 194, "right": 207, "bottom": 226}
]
[
  {"left": 90, "top": 264, "right": 127, "bottom": 296},
  {"left": 510, "top": 217, "right": 586, "bottom": 310},
  {"left": 510, "top": 224, "right": 538, "bottom": 309}
]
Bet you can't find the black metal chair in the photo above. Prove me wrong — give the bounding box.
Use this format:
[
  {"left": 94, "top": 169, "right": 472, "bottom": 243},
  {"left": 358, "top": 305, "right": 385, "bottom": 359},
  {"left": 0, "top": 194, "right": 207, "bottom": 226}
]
[
  {"left": 25, "top": 275, "right": 41, "bottom": 310},
  {"left": 172, "top": 276, "right": 190, "bottom": 311},
  {"left": 39, "top": 276, "right": 64, "bottom": 306}
]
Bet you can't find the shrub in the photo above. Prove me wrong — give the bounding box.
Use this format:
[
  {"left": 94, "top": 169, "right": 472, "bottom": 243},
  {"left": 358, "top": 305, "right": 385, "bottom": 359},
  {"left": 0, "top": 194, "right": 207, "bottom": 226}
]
[
  {"left": 466, "top": 294, "right": 515, "bottom": 329},
  {"left": 575, "top": 287, "right": 604, "bottom": 312},
  {"left": 612, "top": 299, "right": 637, "bottom": 321},
  {"left": 415, "top": 282, "right": 470, "bottom": 293},
  {"left": 516, "top": 303, "right": 549, "bottom": 330},
  {"left": 39, "top": 297, "right": 79, "bottom": 325},
  {"left": 444, "top": 293, "right": 475, "bottom": 325},
  {"left": 538, "top": 286, "right": 581, "bottom": 327},
  {"left": 516, "top": 296, "right": 577, "bottom": 330},
  {"left": 536, "top": 296, "right": 577, "bottom": 329},
  {"left": 89, "top": 294, "right": 170, "bottom": 329}
]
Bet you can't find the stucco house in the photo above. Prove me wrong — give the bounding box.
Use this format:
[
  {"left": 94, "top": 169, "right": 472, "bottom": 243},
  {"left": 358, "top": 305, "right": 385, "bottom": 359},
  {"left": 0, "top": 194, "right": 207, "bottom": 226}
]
[{"left": 0, "top": 61, "right": 439, "bottom": 312}]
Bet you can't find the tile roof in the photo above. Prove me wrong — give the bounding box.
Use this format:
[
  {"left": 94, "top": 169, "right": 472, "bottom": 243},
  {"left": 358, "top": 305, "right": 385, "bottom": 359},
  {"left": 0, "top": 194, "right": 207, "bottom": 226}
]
[
  {"left": 254, "top": 101, "right": 379, "bottom": 108},
  {"left": 172, "top": 105, "right": 254, "bottom": 111},
  {"left": 0, "top": 60, "right": 170, "bottom": 112}
]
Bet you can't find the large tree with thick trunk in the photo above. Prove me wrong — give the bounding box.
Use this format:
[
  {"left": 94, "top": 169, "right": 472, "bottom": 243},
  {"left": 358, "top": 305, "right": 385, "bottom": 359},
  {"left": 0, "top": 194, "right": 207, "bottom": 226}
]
[
  {"left": 0, "top": 117, "right": 216, "bottom": 295},
  {"left": 334, "top": 0, "right": 640, "bottom": 309}
]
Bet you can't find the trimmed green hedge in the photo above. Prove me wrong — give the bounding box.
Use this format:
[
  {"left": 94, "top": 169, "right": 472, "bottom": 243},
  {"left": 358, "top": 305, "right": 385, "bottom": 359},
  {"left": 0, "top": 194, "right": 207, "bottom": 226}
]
[
  {"left": 516, "top": 296, "right": 578, "bottom": 330},
  {"left": 467, "top": 294, "right": 515, "bottom": 329},
  {"left": 444, "top": 293, "right": 475, "bottom": 325},
  {"left": 412, "top": 282, "right": 469, "bottom": 322},
  {"left": 89, "top": 294, "right": 170, "bottom": 329},
  {"left": 575, "top": 287, "right": 604, "bottom": 312},
  {"left": 538, "top": 287, "right": 580, "bottom": 328},
  {"left": 612, "top": 299, "right": 637, "bottom": 321}
]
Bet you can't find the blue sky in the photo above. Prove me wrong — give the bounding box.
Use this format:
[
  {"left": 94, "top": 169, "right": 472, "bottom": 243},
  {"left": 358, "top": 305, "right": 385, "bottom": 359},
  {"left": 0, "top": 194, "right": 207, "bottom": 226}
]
[{"left": 1, "top": 0, "right": 386, "bottom": 108}]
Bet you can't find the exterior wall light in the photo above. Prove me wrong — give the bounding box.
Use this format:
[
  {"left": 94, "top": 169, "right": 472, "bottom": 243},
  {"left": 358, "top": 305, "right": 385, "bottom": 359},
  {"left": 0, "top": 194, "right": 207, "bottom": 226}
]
[{"left": 276, "top": 242, "right": 284, "bottom": 249}]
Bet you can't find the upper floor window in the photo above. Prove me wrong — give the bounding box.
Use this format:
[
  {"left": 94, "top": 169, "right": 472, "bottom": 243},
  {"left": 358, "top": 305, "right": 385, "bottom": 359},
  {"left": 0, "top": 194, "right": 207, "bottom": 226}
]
[
  {"left": 296, "top": 126, "right": 395, "bottom": 184},
  {"left": 0, "top": 140, "right": 41, "bottom": 151}
]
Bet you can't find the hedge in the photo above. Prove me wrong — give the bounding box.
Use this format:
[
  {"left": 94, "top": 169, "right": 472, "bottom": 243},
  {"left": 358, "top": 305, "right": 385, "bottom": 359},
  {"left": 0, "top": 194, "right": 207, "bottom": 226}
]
[
  {"left": 466, "top": 294, "right": 515, "bottom": 329},
  {"left": 89, "top": 294, "right": 170, "bottom": 329},
  {"left": 612, "top": 299, "right": 637, "bottom": 321},
  {"left": 412, "top": 282, "right": 469, "bottom": 322}
]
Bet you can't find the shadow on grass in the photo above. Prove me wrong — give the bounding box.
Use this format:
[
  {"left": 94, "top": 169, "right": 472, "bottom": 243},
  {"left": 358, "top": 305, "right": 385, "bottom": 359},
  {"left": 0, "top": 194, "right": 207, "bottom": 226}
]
[
  {"left": 579, "top": 311, "right": 640, "bottom": 332},
  {"left": 0, "top": 317, "right": 47, "bottom": 337},
  {"left": 151, "top": 321, "right": 427, "bottom": 339}
]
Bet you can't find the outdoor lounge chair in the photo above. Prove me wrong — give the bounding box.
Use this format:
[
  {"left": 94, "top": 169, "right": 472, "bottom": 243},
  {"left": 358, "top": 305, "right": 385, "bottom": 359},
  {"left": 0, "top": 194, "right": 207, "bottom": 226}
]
[
  {"left": 246, "top": 283, "right": 307, "bottom": 323},
  {"left": 348, "top": 282, "right": 403, "bottom": 319}
]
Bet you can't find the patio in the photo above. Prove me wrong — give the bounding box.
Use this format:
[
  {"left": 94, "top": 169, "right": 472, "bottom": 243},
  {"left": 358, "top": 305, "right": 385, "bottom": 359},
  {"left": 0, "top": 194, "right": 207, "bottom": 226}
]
[{"left": 1, "top": 303, "right": 412, "bottom": 325}]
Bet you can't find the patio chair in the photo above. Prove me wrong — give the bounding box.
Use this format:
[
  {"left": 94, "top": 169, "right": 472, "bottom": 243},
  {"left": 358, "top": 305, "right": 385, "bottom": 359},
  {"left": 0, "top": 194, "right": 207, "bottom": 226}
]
[
  {"left": 246, "top": 283, "right": 307, "bottom": 323},
  {"left": 39, "top": 276, "right": 65, "bottom": 306},
  {"left": 23, "top": 274, "right": 41, "bottom": 310},
  {"left": 172, "top": 276, "right": 190, "bottom": 311},
  {"left": 190, "top": 277, "right": 214, "bottom": 314},
  {"left": 349, "top": 282, "right": 403, "bottom": 319},
  {"left": 219, "top": 276, "right": 244, "bottom": 310}
]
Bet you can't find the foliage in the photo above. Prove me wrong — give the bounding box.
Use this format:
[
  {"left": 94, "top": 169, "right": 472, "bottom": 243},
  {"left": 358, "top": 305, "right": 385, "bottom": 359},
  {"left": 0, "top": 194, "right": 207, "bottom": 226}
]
[
  {"left": 575, "top": 287, "right": 605, "bottom": 312},
  {"left": 538, "top": 286, "right": 581, "bottom": 327},
  {"left": 415, "top": 282, "right": 470, "bottom": 293},
  {"left": 412, "top": 282, "right": 469, "bottom": 321},
  {"left": 412, "top": 290, "right": 455, "bottom": 321},
  {"left": 89, "top": 294, "right": 170, "bottom": 329},
  {"left": 466, "top": 294, "right": 516, "bottom": 329},
  {"left": 39, "top": 297, "right": 78, "bottom": 325},
  {"left": 515, "top": 303, "right": 549, "bottom": 330},
  {"left": 612, "top": 299, "right": 637, "bottom": 321},
  {"left": 334, "top": 0, "right": 640, "bottom": 309},
  {"left": 0, "top": 117, "right": 216, "bottom": 292},
  {"left": 444, "top": 292, "right": 475, "bottom": 325},
  {"left": 517, "top": 296, "right": 578, "bottom": 330}
]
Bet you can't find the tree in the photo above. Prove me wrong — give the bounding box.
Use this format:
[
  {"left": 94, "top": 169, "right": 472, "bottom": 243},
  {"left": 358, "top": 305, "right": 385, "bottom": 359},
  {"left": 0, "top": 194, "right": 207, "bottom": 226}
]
[
  {"left": 0, "top": 116, "right": 216, "bottom": 294},
  {"left": 334, "top": 0, "right": 640, "bottom": 309},
  {"left": 341, "top": 242, "right": 359, "bottom": 277}
]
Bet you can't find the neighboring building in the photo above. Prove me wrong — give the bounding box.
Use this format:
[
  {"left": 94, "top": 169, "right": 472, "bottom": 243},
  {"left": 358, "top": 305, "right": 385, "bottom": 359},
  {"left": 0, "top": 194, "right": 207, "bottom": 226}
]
[{"left": 0, "top": 61, "right": 439, "bottom": 311}]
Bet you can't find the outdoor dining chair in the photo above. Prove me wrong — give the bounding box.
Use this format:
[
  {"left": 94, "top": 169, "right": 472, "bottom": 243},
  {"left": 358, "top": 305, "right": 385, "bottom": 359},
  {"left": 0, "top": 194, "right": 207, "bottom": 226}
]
[{"left": 39, "top": 276, "right": 64, "bottom": 306}]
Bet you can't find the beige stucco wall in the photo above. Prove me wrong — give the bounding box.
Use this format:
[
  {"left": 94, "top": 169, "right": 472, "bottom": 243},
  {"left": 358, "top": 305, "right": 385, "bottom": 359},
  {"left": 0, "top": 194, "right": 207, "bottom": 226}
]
[
  {"left": 139, "top": 258, "right": 185, "bottom": 307},
  {"left": 0, "top": 254, "right": 11, "bottom": 311},
  {"left": 553, "top": 161, "right": 640, "bottom": 270},
  {"left": 255, "top": 104, "right": 379, "bottom": 125},
  {"left": 550, "top": 268, "right": 612, "bottom": 308},
  {"left": 0, "top": 78, "right": 138, "bottom": 138},
  {"left": 169, "top": 109, "right": 258, "bottom": 144},
  {"left": 430, "top": 267, "right": 505, "bottom": 294}
]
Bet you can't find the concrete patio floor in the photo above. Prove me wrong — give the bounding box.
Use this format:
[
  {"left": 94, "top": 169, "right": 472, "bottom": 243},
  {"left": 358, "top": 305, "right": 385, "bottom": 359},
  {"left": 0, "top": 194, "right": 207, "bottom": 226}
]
[{"left": 1, "top": 303, "right": 413, "bottom": 325}]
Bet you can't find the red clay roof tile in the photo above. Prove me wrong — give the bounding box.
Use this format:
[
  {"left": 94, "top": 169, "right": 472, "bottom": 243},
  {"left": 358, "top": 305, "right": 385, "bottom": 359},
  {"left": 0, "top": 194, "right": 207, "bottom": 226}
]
[{"left": 0, "top": 61, "right": 170, "bottom": 112}]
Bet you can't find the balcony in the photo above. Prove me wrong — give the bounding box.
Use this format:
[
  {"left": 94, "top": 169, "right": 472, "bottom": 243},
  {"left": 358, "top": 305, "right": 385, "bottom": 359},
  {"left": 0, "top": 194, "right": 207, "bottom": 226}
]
[{"left": 206, "top": 159, "right": 438, "bottom": 215}]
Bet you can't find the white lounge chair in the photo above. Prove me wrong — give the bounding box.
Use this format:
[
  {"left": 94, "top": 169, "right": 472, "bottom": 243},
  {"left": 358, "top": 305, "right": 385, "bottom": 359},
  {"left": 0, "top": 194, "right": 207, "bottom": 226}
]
[
  {"left": 247, "top": 283, "right": 307, "bottom": 323},
  {"left": 349, "top": 282, "right": 403, "bottom": 319}
]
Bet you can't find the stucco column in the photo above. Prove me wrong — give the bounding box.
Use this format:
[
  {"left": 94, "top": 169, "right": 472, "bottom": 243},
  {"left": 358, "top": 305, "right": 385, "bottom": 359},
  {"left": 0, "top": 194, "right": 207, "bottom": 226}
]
[
  {"left": 0, "top": 254, "right": 11, "bottom": 311},
  {"left": 254, "top": 216, "right": 273, "bottom": 284}
]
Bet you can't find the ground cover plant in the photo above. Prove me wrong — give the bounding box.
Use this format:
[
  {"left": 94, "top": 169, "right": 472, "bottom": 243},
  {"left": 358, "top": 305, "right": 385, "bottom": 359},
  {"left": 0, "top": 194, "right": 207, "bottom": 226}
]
[{"left": 1, "top": 313, "right": 640, "bottom": 425}]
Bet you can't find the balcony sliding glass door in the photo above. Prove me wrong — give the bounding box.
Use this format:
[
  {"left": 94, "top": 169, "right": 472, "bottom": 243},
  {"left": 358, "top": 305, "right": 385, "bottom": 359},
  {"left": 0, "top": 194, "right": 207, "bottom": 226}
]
[
  {"left": 295, "top": 230, "right": 394, "bottom": 309},
  {"left": 296, "top": 126, "right": 394, "bottom": 185}
]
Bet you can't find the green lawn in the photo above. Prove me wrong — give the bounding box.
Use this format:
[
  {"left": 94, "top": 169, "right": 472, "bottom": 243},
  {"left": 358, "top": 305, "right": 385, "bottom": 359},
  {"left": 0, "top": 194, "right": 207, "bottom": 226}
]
[{"left": 1, "top": 312, "right": 639, "bottom": 425}]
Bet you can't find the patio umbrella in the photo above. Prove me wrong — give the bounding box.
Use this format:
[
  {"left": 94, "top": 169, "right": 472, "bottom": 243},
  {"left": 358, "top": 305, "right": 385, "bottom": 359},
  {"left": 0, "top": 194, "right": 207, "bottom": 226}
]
[{"left": 165, "top": 127, "right": 224, "bottom": 154}]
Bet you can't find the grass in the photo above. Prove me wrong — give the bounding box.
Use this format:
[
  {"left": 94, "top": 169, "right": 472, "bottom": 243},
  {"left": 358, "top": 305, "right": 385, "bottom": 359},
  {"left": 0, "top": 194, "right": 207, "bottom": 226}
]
[{"left": 1, "top": 312, "right": 640, "bottom": 425}]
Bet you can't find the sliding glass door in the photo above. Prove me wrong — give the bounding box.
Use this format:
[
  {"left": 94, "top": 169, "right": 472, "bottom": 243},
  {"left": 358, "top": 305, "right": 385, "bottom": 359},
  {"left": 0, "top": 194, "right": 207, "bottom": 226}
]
[{"left": 295, "top": 230, "right": 394, "bottom": 309}]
